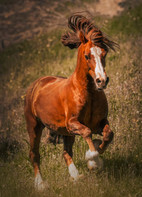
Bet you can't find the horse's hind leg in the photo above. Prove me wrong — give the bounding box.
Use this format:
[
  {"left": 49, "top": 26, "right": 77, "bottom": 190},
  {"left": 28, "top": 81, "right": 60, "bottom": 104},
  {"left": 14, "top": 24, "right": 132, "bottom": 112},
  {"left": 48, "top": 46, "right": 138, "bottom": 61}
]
[
  {"left": 25, "top": 115, "right": 45, "bottom": 191},
  {"left": 63, "top": 136, "right": 79, "bottom": 181}
]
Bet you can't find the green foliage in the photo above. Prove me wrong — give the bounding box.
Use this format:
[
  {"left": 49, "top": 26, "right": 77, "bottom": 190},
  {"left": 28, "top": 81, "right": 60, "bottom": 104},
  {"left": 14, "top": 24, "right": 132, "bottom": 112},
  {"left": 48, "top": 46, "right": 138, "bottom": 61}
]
[
  {"left": 0, "top": 29, "right": 76, "bottom": 93},
  {"left": 107, "top": 4, "right": 142, "bottom": 36}
]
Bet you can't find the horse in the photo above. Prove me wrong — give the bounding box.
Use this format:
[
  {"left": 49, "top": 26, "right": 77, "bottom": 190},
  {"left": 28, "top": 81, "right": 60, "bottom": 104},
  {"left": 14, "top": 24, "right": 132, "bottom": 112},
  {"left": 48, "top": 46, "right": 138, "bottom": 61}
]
[{"left": 24, "top": 14, "right": 117, "bottom": 191}]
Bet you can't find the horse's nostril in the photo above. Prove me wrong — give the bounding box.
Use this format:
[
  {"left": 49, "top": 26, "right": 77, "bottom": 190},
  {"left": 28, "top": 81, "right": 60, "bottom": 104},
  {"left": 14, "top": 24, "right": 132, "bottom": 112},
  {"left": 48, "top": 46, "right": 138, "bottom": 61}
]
[
  {"left": 96, "top": 78, "right": 102, "bottom": 84},
  {"left": 106, "top": 77, "right": 109, "bottom": 84}
]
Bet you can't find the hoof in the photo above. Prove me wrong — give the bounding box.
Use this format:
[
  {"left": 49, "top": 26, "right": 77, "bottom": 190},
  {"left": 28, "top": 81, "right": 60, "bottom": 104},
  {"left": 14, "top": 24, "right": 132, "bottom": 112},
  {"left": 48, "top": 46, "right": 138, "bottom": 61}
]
[
  {"left": 35, "top": 181, "right": 46, "bottom": 192},
  {"left": 87, "top": 157, "right": 103, "bottom": 170},
  {"left": 87, "top": 160, "right": 98, "bottom": 170},
  {"left": 69, "top": 174, "right": 84, "bottom": 182},
  {"left": 35, "top": 173, "right": 48, "bottom": 192},
  {"left": 85, "top": 149, "right": 99, "bottom": 161}
]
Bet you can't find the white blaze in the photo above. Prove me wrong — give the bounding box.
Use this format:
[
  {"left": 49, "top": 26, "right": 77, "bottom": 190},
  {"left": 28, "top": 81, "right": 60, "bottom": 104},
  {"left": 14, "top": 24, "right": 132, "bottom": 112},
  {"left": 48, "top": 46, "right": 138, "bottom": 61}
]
[{"left": 90, "top": 46, "right": 106, "bottom": 80}]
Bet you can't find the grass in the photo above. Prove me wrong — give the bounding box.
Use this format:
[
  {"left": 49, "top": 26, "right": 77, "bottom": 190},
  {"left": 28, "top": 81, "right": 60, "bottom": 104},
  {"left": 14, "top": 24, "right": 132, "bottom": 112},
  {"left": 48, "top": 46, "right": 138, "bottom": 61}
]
[
  {"left": 108, "top": 4, "right": 142, "bottom": 36},
  {"left": 0, "top": 3, "right": 142, "bottom": 197}
]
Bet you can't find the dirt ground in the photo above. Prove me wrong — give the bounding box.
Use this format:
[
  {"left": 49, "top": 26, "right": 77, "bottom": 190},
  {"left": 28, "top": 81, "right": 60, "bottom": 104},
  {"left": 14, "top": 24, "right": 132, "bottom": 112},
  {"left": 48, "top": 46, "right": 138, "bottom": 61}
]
[{"left": 0, "top": 0, "right": 141, "bottom": 49}]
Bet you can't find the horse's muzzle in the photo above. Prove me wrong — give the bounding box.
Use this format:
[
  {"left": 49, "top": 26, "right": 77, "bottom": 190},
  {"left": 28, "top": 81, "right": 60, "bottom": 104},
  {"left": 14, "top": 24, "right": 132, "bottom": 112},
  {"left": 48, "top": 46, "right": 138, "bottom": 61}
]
[{"left": 96, "top": 77, "right": 109, "bottom": 90}]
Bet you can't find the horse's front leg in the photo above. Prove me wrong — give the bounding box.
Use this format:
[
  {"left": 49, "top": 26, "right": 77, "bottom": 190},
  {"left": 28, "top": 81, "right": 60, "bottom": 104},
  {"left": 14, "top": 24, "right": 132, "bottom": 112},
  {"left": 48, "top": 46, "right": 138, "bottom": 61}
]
[
  {"left": 97, "top": 121, "right": 114, "bottom": 154},
  {"left": 85, "top": 120, "right": 114, "bottom": 171},
  {"left": 66, "top": 118, "right": 99, "bottom": 170}
]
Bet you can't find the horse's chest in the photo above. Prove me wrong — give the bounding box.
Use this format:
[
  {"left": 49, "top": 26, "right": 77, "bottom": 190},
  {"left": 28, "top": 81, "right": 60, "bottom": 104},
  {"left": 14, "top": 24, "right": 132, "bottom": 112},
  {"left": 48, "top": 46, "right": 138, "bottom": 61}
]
[{"left": 79, "top": 92, "right": 108, "bottom": 132}]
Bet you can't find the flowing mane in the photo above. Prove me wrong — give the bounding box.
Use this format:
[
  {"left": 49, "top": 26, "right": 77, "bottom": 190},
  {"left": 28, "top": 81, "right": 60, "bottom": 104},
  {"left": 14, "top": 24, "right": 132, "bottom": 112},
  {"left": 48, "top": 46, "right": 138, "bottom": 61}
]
[{"left": 61, "top": 14, "right": 118, "bottom": 51}]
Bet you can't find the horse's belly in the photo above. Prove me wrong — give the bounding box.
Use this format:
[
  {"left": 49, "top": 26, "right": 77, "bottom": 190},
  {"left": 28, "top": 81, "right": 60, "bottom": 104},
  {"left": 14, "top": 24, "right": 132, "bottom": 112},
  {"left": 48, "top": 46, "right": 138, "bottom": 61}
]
[
  {"left": 33, "top": 98, "right": 65, "bottom": 131},
  {"left": 36, "top": 101, "right": 66, "bottom": 129}
]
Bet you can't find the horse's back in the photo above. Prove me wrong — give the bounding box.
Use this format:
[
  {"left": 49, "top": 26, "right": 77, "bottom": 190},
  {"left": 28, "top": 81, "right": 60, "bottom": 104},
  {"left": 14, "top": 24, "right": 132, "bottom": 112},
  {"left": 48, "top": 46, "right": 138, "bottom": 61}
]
[{"left": 24, "top": 76, "right": 66, "bottom": 116}]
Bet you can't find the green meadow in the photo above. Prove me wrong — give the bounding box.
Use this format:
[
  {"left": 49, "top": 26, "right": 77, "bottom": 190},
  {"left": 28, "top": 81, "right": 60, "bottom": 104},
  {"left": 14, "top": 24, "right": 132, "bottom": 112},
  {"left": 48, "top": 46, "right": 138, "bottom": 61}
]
[{"left": 0, "top": 2, "right": 142, "bottom": 197}]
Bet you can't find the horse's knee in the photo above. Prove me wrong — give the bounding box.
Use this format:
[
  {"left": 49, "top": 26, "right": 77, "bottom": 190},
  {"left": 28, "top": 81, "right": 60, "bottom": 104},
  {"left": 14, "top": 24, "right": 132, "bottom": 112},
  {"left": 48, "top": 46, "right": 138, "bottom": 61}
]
[
  {"left": 97, "top": 125, "right": 114, "bottom": 154},
  {"left": 81, "top": 128, "right": 92, "bottom": 139},
  {"left": 103, "top": 125, "right": 114, "bottom": 142},
  {"left": 104, "top": 130, "right": 114, "bottom": 142}
]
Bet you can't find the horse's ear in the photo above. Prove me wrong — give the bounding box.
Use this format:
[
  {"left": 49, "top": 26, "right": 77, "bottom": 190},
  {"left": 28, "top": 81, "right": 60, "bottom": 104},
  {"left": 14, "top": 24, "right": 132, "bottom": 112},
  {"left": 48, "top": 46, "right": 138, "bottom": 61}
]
[{"left": 79, "top": 31, "right": 88, "bottom": 44}]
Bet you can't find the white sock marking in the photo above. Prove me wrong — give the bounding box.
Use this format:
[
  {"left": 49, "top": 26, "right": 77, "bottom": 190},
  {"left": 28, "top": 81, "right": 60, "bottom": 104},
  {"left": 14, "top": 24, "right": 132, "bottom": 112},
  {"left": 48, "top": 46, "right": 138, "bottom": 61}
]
[
  {"left": 87, "top": 160, "right": 98, "bottom": 170},
  {"left": 35, "top": 172, "right": 45, "bottom": 191},
  {"left": 68, "top": 163, "right": 79, "bottom": 180},
  {"left": 85, "top": 149, "right": 99, "bottom": 161},
  {"left": 87, "top": 154, "right": 103, "bottom": 170}
]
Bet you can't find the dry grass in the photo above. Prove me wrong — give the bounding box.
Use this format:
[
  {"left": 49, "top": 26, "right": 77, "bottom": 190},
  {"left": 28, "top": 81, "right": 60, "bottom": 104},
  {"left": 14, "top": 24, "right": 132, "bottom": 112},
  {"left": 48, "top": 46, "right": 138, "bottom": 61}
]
[{"left": 0, "top": 4, "right": 142, "bottom": 197}]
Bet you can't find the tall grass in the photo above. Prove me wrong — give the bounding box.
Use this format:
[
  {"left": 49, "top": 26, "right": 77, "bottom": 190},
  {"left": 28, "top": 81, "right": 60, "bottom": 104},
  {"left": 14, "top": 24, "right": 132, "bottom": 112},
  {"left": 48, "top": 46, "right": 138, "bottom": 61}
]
[{"left": 0, "top": 4, "right": 142, "bottom": 197}]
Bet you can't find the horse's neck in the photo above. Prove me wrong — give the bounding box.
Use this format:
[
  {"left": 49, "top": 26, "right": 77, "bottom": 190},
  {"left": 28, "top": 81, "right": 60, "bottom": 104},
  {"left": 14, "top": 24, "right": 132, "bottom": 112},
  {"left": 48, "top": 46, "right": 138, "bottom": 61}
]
[
  {"left": 72, "top": 46, "right": 88, "bottom": 88},
  {"left": 67, "top": 46, "right": 89, "bottom": 106}
]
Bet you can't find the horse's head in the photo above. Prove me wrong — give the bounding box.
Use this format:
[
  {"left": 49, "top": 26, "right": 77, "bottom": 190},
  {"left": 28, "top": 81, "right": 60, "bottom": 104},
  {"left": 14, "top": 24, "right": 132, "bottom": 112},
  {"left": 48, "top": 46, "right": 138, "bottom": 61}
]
[
  {"left": 82, "top": 39, "right": 109, "bottom": 90},
  {"left": 61, "top": 14, "right": 118, "bottom": 90}
]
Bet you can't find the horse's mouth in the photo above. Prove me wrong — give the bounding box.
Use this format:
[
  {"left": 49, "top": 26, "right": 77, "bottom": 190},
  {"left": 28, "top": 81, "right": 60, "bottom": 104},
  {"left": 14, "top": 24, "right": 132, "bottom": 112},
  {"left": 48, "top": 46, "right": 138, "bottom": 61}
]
[
  {"left": 97, "top": 85, "right": 107, "bottom": 91},
  {"left": 96, "top": 77, "right": 109, "bottom": 91},
  {"left": 95, "top": 84, "right": 105, "bottom": 91},
  {"left": 97, "top": 87, "right": 104, "bottom": 91}
]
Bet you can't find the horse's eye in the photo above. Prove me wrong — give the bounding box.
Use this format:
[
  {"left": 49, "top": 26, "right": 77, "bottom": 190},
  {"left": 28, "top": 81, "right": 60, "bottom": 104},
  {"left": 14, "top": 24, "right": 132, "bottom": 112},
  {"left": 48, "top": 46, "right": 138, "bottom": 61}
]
[{"left": 85, "top": 55, "right": 89, "bottom": 60}]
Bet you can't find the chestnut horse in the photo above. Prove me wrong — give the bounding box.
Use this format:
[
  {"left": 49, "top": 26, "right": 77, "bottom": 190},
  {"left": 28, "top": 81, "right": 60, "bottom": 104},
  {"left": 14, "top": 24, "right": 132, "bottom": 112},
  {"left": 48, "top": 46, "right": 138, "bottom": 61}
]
[{"left": 24, "top": 14, "right": 117, "bottom": 190}]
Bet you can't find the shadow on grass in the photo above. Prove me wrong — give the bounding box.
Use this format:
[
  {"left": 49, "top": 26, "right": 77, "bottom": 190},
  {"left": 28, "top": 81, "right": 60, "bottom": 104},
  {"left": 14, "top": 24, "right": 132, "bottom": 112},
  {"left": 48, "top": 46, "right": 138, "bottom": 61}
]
[
  {"left": 0, "top": 133, "right": 22, "bottom": 162},
  {"left": 103, "top": 153, "right": 142, "bottom": 180}
]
